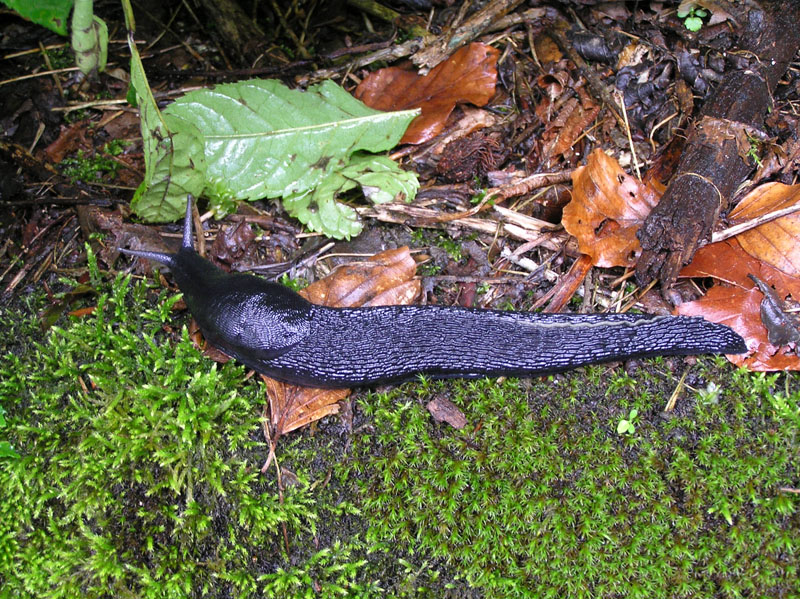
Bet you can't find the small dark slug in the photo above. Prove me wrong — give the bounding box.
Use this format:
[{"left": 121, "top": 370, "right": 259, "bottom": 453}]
[{"left": 119, "top": 197, "right": 747, "bottom": 389}]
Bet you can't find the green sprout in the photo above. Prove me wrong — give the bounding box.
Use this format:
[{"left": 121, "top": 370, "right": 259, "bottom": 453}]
[
  {"left": 746, "top": 134, "right": 764, "bottom": 167},
  {"left": 677, "top": 3, "right": 708, "bottom": 32},
  {"left": 617, "top": 408, "right": 638, "bottom": 435}
]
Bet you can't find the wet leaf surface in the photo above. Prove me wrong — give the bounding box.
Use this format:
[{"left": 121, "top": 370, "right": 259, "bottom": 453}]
[
  {"left": 728, "top": 182, "right": 800, "bottom": 277},
  {"left": 563, "top": 149, "right": 660, "bottom": 267},
  {"left": 355, "top": 42, "right": 500, "bottom": 145},
  {"left": 678, "top": 239, "right": 800, "bottom": 370}
]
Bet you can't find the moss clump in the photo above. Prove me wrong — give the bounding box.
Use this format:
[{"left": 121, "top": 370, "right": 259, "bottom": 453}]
[
  {"left": 353, "top": 370, "right": 799, "bottom": 598},
  {"left": 0, "top": 275, "right": 377, "bottom": 598}
]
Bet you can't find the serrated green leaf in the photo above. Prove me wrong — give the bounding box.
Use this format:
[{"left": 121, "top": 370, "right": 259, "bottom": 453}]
[
  {"left": 344, "top": 154, "right": 420, "bottom": 205},
  {"left": 283, "top": 175, "right": 362, "bottom": 240},
  {"left": 163, "top": 79, "right": 418, "bottom": 201},
  {"left": 128, "top": 70, "right": 419, "bottom": 232},
  {"left": 0, "top": 0, "right": 72, "bottom": 36},
  {"left": 126, "top": 26, "right": 205, "bottom": 221},
  {"left": 282, "top": 153, "right": 419, "bottom": 239}
]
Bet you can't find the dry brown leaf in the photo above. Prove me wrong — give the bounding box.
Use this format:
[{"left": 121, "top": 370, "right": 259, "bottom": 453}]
[
  {"left": 678, "top": 238, "right": 800, "bottom": 370},
  {"left": 533, "top": 32, "right": 563, "bottom": 63},
  {"left": 677, "top": 285, "right": 800, "bottom": 371},
  {"left": 44, "top": 121, "right": 92, "bottom": 163},
  {"left": 536, "top": 86, "right": 601, "bottom": 167},
  {"left": 354, "top": 43, "right": 499, "bottom": 145},
  {"left": 266, "top": 247, "right": 421, "bottom": 437},
  {"left": 541, "top": 99, "right": 600, "bottom": 165},
  {"left": 728, "top": 182, "right": 800, "bottom": 277},
  {"left": 562, "top": 149, "right": 661, "bottom": 267}
]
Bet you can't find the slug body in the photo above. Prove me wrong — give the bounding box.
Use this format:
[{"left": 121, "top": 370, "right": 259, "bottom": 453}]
[{"left": 121, "top": 199, "right": 747, "bottom": 388}]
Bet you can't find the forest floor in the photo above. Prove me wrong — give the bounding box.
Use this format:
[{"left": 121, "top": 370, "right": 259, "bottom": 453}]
[{"left": 1, "top": 1, "right": 798, "bottom": 597}]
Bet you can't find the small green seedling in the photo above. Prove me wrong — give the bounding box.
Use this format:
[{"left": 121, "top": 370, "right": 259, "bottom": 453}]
[
  {"left": 617, "top": 408, "right": 638, "bottom": 435},
  {"left": 677, "top": 3, "right": 708, "bottom": 32},
  {"left": 697, "top": 381, "right": 720, "bottom": 405}
]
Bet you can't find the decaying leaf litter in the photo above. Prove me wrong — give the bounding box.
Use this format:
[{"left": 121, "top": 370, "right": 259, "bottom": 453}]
[{"left": 3, "top": 2, "right": 800, "bottom": 445}]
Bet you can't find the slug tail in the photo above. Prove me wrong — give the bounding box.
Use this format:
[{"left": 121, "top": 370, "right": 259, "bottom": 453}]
[{"left": 258, "top": 308, "right": 747, "bottom": 388}]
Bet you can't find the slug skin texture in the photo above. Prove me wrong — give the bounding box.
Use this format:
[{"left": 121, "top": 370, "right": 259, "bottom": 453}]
[{"left": 120, "top": 198, "right": 747, "bottom": 389}]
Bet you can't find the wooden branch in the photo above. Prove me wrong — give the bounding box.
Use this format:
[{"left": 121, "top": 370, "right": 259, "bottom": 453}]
[{"left": 635, "top": 0, "right": 800, "bottom": 289}]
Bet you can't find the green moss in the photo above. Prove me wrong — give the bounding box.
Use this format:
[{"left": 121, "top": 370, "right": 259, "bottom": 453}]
[
  {"left": 60, "top": 140, "right": 128, "bottom": 183},
  {"left": 0, "top": 276, "right": 377, "bottom": 598},
  {"left": 352, "top": 370, "right": 799, "bottom": 598}
]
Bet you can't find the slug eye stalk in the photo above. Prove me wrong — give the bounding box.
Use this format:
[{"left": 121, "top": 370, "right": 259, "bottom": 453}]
[{"left": 118, "top": 196, "right": 747, "bottom": 388}]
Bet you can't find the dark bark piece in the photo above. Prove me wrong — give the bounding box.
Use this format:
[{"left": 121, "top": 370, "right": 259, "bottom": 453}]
[{"left": 635, "top": 0, "right": 800, "bottom": 289}]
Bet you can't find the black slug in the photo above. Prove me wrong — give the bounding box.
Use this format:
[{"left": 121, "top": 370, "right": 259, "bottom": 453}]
[{"left": 120, "top": 198, "right": 747, "bottom": 388}]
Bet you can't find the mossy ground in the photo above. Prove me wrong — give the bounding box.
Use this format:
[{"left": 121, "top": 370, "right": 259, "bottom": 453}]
[{"left": 1, "top": 273, "right": 798, "bottom": 598}]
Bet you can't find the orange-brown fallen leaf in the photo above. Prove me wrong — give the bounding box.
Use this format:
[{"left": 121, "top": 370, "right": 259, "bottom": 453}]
[
  {"left": 678, "top": 239, "right": 800, "bottom": 371},
  {"left": 677, "top": 284, "right": 800, "bottom": 371},
  {"left": 562, "top": 149, "right": 661, "bottom": 267},
  {"left": 265, "top": 247, "right": 421, "bottom": 436},
  {"left": 728, "top": 182, "right": 800, "bottom": 277},
  {"left": 354, "top": 42, "right": 499, "bottom": 145},
  {"left": 680, "top": 238, "right": 800, "bottom": 299}
]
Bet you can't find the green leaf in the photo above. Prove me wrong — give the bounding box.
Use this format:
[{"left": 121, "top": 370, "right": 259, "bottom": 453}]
[
  {"left": 0, "top": 0, "right": 73, "bottom": 36},
  {"left": 125, "top": 26, "right": 206, "bottom": 221},
  {"left": 0, "top": 441, "right": 20, "bottom": 459},
  {"left": 163, "top": 79, "right": 417, "bottom": 201},
  {"left": 129, "top": 78, "right": 419, "bottom": 236},
  {"left": 685, "top": 16, "right": 703, "bottom": 31},
  {"left": 283, "top": 153, "right": 419, "bottom": 239}
]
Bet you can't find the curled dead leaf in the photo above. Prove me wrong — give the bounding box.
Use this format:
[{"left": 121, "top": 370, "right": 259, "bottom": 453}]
[
  {"left": 355, "top": 43, "right": 499, "bottom": 145},
  {"left": 426, "top": 396, "right": 467, "bottom": 429},
  {"left": 563, "top": 149, "right": 660, "bottom": 267},
  {"left": 728, "top": 182, "right": 800, "bottom": 277}
]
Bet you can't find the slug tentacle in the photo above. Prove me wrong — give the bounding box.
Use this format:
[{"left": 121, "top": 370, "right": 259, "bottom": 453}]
[{"left": 119, "top": 196, "right": 747, "bottom": 389}]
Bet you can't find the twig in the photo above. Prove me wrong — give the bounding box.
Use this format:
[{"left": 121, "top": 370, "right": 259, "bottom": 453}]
[
  {"left": 411, "top": 0, "right": 527, "bottom": 71},
  {"left": 712, "top": 202, "right": 800, "bottom": 243},
  {"left": 663, "top": 367, "right": 690, "bottom": 412}
]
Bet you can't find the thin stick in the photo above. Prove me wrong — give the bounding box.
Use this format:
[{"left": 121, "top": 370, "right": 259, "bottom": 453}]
[{"left": 712, "top": 202, "right": 800, "bottom": 243}]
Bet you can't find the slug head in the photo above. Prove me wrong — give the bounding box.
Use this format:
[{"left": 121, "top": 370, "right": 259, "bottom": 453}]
[
  {"left": 119, "top": 195, "right": 313, "bottom": 363},
  {"left": 118, "top": 195, "right": 197, "bottom": 268}
]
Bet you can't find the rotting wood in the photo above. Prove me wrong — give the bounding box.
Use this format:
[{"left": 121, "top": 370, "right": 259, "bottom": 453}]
[{"left": 635, "top": 0, "right": 800, "bottom": 290}]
